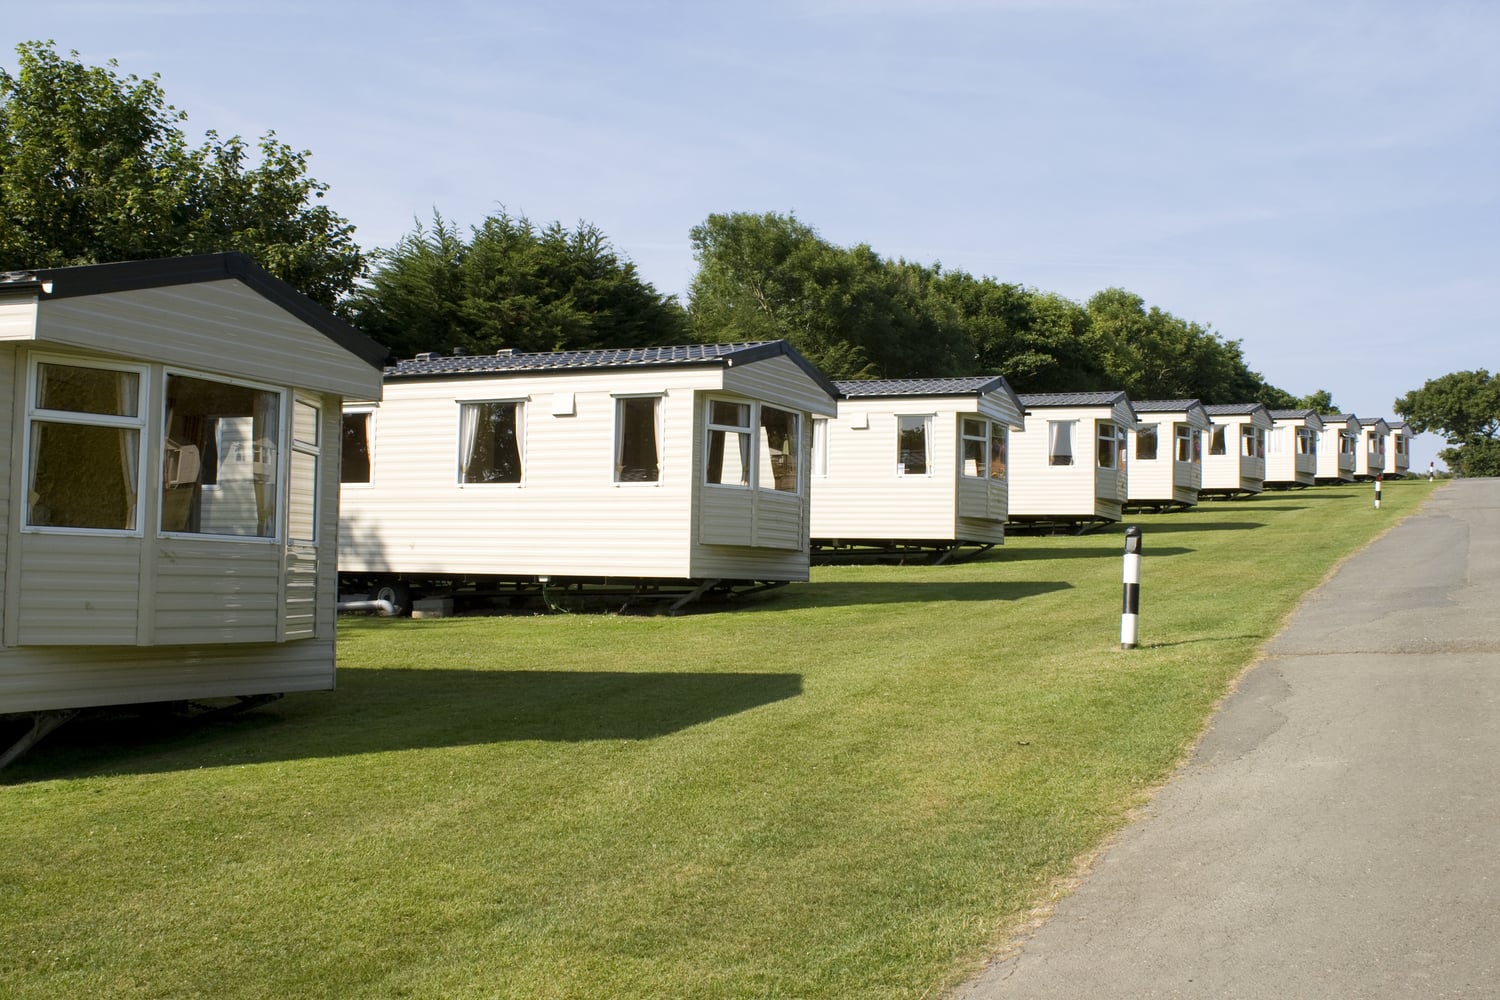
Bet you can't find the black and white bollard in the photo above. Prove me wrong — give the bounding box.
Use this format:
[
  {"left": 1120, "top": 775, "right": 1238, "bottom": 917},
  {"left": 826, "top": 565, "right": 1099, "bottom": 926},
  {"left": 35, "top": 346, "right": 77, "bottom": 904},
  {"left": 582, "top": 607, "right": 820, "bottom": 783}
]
[
  {"left": 1121, "top": 526, "right": 1142, "bottom": 650},
  {"left": 1373, "top": 475, "right": 1382, "bottom": 509}
]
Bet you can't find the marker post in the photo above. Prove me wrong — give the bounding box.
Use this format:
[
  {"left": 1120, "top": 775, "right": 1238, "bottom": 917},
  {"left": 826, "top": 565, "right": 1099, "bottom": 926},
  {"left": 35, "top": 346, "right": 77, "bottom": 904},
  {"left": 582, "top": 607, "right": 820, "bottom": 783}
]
[{"left": 1121, "top": 526, "right": 1142, "bottom": 650}]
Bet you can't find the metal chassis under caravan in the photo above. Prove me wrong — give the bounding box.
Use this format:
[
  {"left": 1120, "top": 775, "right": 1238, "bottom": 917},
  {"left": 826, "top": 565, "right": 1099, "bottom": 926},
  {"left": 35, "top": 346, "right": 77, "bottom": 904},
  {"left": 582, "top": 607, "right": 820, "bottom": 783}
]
[{"left": 337, "top": 573, "right": 790, "bottom": 617}]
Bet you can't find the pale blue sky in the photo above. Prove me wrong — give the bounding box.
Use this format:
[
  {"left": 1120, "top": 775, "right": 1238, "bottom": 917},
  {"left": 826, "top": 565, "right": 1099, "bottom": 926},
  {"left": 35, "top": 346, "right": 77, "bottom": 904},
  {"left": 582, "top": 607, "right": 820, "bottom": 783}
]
[{"left": 8, "top": 0, "right": 1496, "bottom": 470}]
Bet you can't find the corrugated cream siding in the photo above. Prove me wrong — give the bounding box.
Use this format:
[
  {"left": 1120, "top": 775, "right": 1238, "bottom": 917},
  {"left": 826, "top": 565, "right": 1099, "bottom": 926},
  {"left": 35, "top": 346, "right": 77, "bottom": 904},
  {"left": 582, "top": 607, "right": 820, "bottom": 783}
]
[
  {"left": 0, "top": 347, "right": 14, "bottom": 641},
  {"left": 35, "top": 282, "right": 382, "bottom": 400},
  {"left": 0, "top": 640, "right": 334, "bottom": 714},
  {"left": 15, "top": 534, "right": 141, "bottom": 644},
  {"left": 1008, "top": 408, "right": 1104, "bottom": 518},
  {"left": 1127, "top": 436, "right": 1174, "bottom": 503},
  {"left": 151, "top": 539, "right": 281, "bottom": 644},
  {"left": 340, "top": 368, "right": 714, "bottom": 579},
  {"left": 722, "top": 354, "right": 837, "bottom": 416},
  {"left": 0, "top": 295, "right": 38, "bottom": 341},
  {"left": 810, "top": 404, "right": 961, "bottom": 540}
]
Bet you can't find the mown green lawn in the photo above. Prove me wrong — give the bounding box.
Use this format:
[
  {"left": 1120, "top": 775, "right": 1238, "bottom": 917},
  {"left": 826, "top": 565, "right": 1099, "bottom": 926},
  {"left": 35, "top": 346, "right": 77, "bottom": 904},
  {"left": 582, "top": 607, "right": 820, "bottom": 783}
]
[{"left": 0, "top": 480, "right": 1432, "bottom": 999}]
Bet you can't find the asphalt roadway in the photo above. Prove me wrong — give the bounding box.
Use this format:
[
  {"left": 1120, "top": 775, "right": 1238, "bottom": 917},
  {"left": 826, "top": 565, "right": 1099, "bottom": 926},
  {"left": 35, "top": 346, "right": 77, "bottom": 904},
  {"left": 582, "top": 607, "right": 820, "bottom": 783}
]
[{"left": 955, "top": 477, "right": 1500, "bottom": 1000}]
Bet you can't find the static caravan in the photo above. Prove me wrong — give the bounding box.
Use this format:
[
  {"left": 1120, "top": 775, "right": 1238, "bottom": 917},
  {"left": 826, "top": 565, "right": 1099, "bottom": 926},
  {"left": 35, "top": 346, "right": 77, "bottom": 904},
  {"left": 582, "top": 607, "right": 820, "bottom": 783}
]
[
  {"left": 1384, "top": 421, "right": 1412, "bottom": 477},
  {"left": 1314, "top": 413, "right": 1360, "bottom": 484},
  {"left": 337, "top": 341, "right": 838, "bottom": 612},
  {"left": 1200, "top": 403, "right": 1271, "bottom": 497},
  {"left": 0, "top": 254, "right": 386, "bottom": 756},
  {"left": 1008, "top": 392, "right": 1136, "bottom": 529},
  {"left": 808, "top": 376, "right": 1025, "bottom": 561},
  {"left": 1125, "top": 399, "right": 1211, "bottom": 510},
  {"left": 1265, "top": 410, "right": 1324, "bottom": 487},
  {"left": 1356, "top": 417, "right": 1391, "bottom": 479}
]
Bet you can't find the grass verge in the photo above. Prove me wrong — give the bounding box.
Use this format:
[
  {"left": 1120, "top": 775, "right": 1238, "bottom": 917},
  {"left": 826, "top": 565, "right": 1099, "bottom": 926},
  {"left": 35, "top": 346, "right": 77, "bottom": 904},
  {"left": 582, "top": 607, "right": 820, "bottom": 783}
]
[{"left": 0, "top": 479, "right": 1433, "bottom": 999}]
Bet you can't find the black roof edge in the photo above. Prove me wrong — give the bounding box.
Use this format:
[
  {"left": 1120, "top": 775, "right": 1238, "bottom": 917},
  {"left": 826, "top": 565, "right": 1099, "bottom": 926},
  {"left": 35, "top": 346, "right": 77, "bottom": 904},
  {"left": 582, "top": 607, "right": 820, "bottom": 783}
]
[{"left": 31, "top": 252, "right": 389, "bottom": 371}]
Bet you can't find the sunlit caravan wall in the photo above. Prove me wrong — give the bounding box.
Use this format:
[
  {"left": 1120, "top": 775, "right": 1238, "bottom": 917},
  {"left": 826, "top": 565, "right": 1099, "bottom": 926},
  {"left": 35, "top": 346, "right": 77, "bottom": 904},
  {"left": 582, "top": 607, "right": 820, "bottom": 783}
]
[
  {"left": 1125, "top": 400, "right": 1211, "bottom": 510},
  {"left": 1265, "top": 410, "right": 1324, "bottom": 487},
  {"left": 1384, "top": 421, "right": 1412, "bottom": 477},
  {"left": 1008, "top": 392, "right": 1136, "bottom": 529},
  {"left": 0, "top": 254, "right": 385, "bottom": 723},
  {"left": 1356, "top": 417, "right": 1391, "bottom": 479},
  {"left": 808, "top": 376, "right": 1025, "bottom": 560},
  {"left": 1314, "top": 413, "right": 1360, "bottom": 484},
  {"left": 1200, "top": 403, "right": 1271, "bottom": 497}
]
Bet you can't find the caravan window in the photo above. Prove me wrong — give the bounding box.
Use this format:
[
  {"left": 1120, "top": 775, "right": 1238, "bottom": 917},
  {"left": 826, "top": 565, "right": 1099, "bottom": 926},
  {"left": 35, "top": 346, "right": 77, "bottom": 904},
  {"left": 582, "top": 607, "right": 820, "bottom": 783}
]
[
  {"left": 1048, "top": 420, "right": 1075, "bottom": 466},
  {"left": 288, "top": 399, "right": 320, "bottom": 543},
  {"left": 614, "top": 396, "right": 661, "bottom": 482},
  {"left": 897, "top": 415, "right": 931, "bottom": 475},
  {"left": 811, "top": 417, "right": 829, "bottom": 478},
  {"left": 1174, "top": 424, "right": 1200, "bottom": 462},
  {"left": 342, "top": 410, "right": 373, "bottom": 484},
  {"left": 1295, "top": 427, "right": 1315, "bottom": 455},
  {"left": 759, "top": 406, "right": 800, "bottom": 492},
  {"left": 1136, "top": 424, "right": 1158, "bottom": 461},
  {"left": 706, "top": 400, "right": 752, "bottom": 486},
  {"left": 1209, "top": 425, "right": 1227, "bottom": 456},
  {"left": 1242, "top": 426, "right": 1265, "bottom": 458},
  {"left": 459, "top": 401, "right": 523, "bottom": 484},
  {"left": 1096, "top": 422, "right": 1119, "bottom": 469},
  {"left": 25, "top": 359, "right": 147, "bottom": 532},
  {"left": 163, "top": 374, "right": 282, "bottom": 537}
]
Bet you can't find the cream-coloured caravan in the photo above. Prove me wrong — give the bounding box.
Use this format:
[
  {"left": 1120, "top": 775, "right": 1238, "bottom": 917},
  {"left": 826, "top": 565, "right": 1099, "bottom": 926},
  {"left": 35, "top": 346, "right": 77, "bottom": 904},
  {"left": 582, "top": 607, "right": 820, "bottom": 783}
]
[
  {"left": 1200, "top": 403, "right": 1270, "bottom": 497},
  {"left": 808, "top": 376, "right": 1025, "bottom": 560},
  {"left": 0, "top": 254, "right": 385, "bottom": 748},
  {"left": 1314, "top": 413, "right": 1360, "bottom": 483},
  {"left": 1008, "top": 392, "right": 1136, "bottom": 528},
  {"left": 1266, "top": 410, "right": 1324, "bottom": 486},
  {"left": 1356, "top": 417, "right": 1391, "bottom": 479},
  {"left": 337, "top": 341, "right": 837, "bottom": 611},
  {"left": 1384, "top": 421, "right": 1412, "bottom": 477},
  {"left": 1125, "top": 399, "right": 1210, "bottom": 510}
]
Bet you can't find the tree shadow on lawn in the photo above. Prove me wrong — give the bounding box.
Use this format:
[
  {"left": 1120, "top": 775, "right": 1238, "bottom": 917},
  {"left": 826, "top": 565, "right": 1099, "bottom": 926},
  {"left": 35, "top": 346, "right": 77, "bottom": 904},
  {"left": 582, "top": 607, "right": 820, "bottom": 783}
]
[
  {"left": 1122, "top": 520, "right": 1265, "bottom": 534},
  {"left": 768, "top": 579, "right": 1075, "bottom": 611},
  {"left": 988, "top": 545, "right": 1194, "bottom": 561},
  {"left": 2, "top": 668, "right": 803, "bottom": 782}
]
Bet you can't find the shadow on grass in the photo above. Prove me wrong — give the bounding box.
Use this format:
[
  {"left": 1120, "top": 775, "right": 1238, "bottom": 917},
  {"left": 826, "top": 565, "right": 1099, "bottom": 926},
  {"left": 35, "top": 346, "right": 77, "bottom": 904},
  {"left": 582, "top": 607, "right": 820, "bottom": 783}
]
[
  {"left": 2, "top": 668, "right": 802, "bottom": 782},
  {"left": 1122, "top": 520, "right": 1265, "bottom": 534},
  {"left": 775, "top": 579, "right": 1074, "bottom": 609},
  {"left": 990, "top": 545, "right": 1195, "bottom": 561}
]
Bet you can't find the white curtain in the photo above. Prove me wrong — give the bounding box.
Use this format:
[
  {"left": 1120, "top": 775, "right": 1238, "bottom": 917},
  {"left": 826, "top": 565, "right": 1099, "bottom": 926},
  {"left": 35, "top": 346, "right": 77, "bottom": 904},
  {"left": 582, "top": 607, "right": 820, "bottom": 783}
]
[
  {"left": 116, "top": 372, "right": 140, "bottom": 529},
  {"left": 1049, "top": 421, "right": 1073, "bottom": 465},
  {"left": 459, "top": 404, "right": 480, "bottom": 482},
  {"left": 252, "top": 391, "right": 280, "bottom": 536}
]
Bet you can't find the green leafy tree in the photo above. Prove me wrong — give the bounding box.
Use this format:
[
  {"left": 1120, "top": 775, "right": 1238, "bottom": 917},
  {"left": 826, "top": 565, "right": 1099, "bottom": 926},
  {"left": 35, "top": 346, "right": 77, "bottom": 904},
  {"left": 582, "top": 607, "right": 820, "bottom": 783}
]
[
  {"left": 1395, "top": 370, "right": 1500, "bottom": 476},
  {"left": 348, "top": 210, "right": 686, "bottom": 359},
  {"left": 934, "top": 271, "right": 1105, "bottom": 392},
  {"left": 0, "top": 40, "right": 363, "bottom": 307},
  {"left": 687, "top": 212, "right": 968, "bottom": 379}
]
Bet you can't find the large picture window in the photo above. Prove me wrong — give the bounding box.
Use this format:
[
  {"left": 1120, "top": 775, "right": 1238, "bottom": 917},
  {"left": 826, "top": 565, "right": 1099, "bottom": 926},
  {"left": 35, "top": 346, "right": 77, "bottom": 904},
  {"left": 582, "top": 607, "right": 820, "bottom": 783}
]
[
  {"left": 1174, "top": 424, "right": 1200, "bottom": 462},
  {"left": 26, "top": 359, "right": 146, "bottom": 531},
  {"left": 1295, "top": 427, "right": 1315, "bottom": 455},
  {"left": 459, "top": 401, "right": 523, "bottom": 484},
  {"left": 163, "top": 373, "right": 281, "bottom": 537},
  {"left": 898, "top": 415, "right": 931, "bottom": 475},
  {"left": 615, "top": 396, "right": 661, "bottom": 482},
  {"left": 1243, "top": 426, "right": 1265, "bottom": 458}
]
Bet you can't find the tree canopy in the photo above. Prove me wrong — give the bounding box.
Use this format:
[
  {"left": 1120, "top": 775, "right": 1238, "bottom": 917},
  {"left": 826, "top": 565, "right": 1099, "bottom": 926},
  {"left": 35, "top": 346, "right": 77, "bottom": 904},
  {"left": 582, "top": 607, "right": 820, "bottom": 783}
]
[
  {"left": 686, "top": 211, "right": 1304, "bottom": 403},
  {"left": 0, "top": 40, "right": 363, "bottom": 307},
  {"left": 1395, "top": 369, "right": 1500, "bottom": 476},
  {"left": 346, "top": 211, "right": 687, "bottom": 359}
]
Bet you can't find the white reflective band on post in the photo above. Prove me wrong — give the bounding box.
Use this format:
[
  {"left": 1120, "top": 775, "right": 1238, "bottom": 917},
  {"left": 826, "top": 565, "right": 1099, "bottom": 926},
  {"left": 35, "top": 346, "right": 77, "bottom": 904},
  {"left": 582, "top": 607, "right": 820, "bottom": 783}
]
[
  {"left": 1374, "top": 478, "right": 1383, "bottom": 509},
  {"left": 1121, "top": 526, "right": 1142, "bottom": 650}
]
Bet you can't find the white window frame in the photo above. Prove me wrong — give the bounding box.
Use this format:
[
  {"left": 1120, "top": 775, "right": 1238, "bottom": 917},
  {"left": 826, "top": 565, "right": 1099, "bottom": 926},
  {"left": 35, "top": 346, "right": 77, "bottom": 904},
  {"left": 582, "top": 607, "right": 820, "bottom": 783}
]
[
  {"left": 613, "top": 394, "right": 663, "bottom": 485},
  {"left": 161, "top": 367, "right": 286, "bottom": 543},
  {"left": 1048, "top": 420, "right": 1076, "bottom": 467},
  {"left": 341, "top": 406, "right": 376, "bottom": 487},
  {"left": 288, "top": 396, "right": 321, "bottom": 544},
  {"left": 23, "top": 354, "right": 150, "bottom": 537},
  {"left": 897, "top": 414, "right": 934, "bottom": 477},
  {"left": 1096, "top": 421, "right": 1119, "bottom": 470},
  {"left": 457, "top": 398, "right": 526, "bottom": 486}
]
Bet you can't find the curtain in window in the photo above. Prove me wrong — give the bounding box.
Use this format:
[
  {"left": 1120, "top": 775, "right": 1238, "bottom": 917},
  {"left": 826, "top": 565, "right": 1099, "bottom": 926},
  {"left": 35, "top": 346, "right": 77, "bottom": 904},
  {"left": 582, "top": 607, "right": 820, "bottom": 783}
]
[
  {"left": 252, "top": 391, "right": 280, "bottom": 536},
  {"left": 116, "top": 372, "right": 139, "bottom": 528},
  {"left": 1049, "top": 421, "right": 1073, "bottom": 466},
  {"left": 459, "top": 404, "right": 480, "bottom": 481}
]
